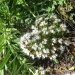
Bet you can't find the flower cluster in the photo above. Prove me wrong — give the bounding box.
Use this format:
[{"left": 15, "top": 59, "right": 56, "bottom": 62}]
[{"left": 20, "top": 14, "right": 71, "bottom": 60}]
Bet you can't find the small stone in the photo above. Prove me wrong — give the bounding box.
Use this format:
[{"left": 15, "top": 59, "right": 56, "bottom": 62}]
[{"left": 70, "top": 42, "right": 75, "bottom": 56}]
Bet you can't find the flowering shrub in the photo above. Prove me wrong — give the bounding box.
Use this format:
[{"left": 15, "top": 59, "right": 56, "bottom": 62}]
[
  {"left": 1, "top": 0, "right": 75, "bottom": 74},
  {"left": 20, "top": 14, "right": 71, "bottom": 61}
]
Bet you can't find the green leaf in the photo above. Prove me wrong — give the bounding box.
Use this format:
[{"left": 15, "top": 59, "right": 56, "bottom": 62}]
[
  {"left": 16, "top": 0, "right": 23, "bottom": 4},
  {"left": 0, "top": 69, "right": 4, "bottom": 75},
  {"left": 0, "top": 22, "right": 6, "bottom": 33},
  {"left": 53, "top": 58, "right": 58, "bottom": 63},
  {"left": 46, "top": 7, "right": 51, "bottom": 12},
  {"left": 0, "top": 50, "right": 12, "bottom": 69},
  {"left": 11, "top": 59, "right": 17, "bottom": 75},
  {"left": 0, "top": 34, "right": 5, "bottom": 52}
]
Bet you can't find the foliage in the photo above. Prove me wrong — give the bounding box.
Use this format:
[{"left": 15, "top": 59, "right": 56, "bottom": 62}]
[{"left": 0, "top": 0, "right": 75, "bottom": 75}]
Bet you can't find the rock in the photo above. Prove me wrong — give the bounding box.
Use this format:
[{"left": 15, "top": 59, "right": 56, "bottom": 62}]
[{"left": 70, "top": 42, "right": 75, "bottom": 55}]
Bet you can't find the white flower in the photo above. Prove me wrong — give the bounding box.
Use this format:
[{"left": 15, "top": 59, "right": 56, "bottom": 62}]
[
  {"left": 44, "top": 54, "right": 47, "bottom": 58},
  {"left": 20, "top": 35, "right": 30, "bottom": 45},
  {"left": 24, "top": 32, "right": 31, "bottom": 39},
  {"left": 50, "top": 57, "right": 53, "bottom": 60},
  {"left": 39, "top": 43, "right": 43, "bottom": 48},
  {"left": 60, "top": 23, "right": 67, "bottom": 31},
  {"left": 50, "top": 14, "right": 57, "bottom": 19},
  {"left": 45, "top": 17, "right": 49, "bottom": 20},
  {"left": 32, "top": 43, "right": 38, "bottom": 50},
  {"left": 40, "top": 21, "right": 46, "bottom": 26},
  {"left": 58, "top": 38, "right": 63, "bottom": 44},
  {"left": 49, "top": 26, "right": 54, "bottom": 30},
  {"left": 45, "top": 31, "right": 49, "bottom": 34},
  {"left": 42, "top": 54, "right": 45, "bottom": 59},
  {"left": 64, "top": 40, "right": 71, "bottom": 46},
  {"left": 52, "top": 54, "right": 57, "bottom": 59},
  {"left": 53, "top": 47, "right": 57, "bottom": 51},
  {"left": 39, "top": 67, "right": 44, "bottom": 70},
  {"left": 32, "top": 35, "right": 40, "bottom": 41},
  {"left": 52, "top": 43, "right": 54, "bottom": 46},
  {"left": 22, "top": 48, "right": 30, "bottom": 55},
  {"left": 35, "top": 17, "right": 43, "bottom": 25},
  {"left": 50, "top": 29, "right": 55, "bottom": 34},
  {"left": 35, "top": 35, "right": 40, "bottom": 40},
  {"left": 42, "top": 27, "right": 47, "bottom": 31},
  {"left": 41, "top": 70, "right": 46, "bottom": 75},
  {"left": 50, "top": 54, "right": 57, "bottom": 60},
  {"left": 35, "top": 51, "right": 42, "bottom": 58},
  {"left": 54, "top": 18, "right": 61, "bottom": 23},
  {"left": 43, "top": 48, "right": 49, "bottom": 54},
  {"left": 20, "top": 38, "right": 25, "bottom": 49},
  {"left": 56, "top": 28, "right": 61, "bottom": 32},
  {"left": 49, "top": 25, "right": 55, "bottom": 34},
  {"left": 34, "top": 70, "right": 38, "bottom": 75},
  {"left": 42, "top": 39, "right": 47, "bottom": 44},
  {"left": 38, "top": 51, "right": 42, "bottom": 56},
  {"left": 43, "top": 49, "right": 46, "bottom": 53},
  {"left": 51, "top": 50, "right": 55, "bottom": 54},
  {"left": 20, "top": 35, "right": 25, "bottom": 41},
  {"left": 31, "top": 28, "right": 39, "bottom": 35},
  {"left": 57, "top": 19, "right": 61, "bottom": 22},
  {"left": 52, "top": 38, "right": 57, "bottom": 43},
  {"left": 36, "top": 51, "right": 39, "bottom": 58},
  {"left": 46, "top": 49, "right": 49, "bottom": 53},
  {"left": 20, "top": 35, "right": 25, "bottom": 44},
  {"left": 38, "top": 17, "right": 43, "bottom": 21},
  {"left": 42, "top": 54, "right": 48, "bottom": 58},
  {"left": 34, "top": 67, "right": 45, "bottom": 75},
  {"left": 30, "top": 54, "right": 34, "bottom": 59},
  {"left": 59, "top": 45, "right": 65, "bottom": 52},
  {"left": 38, "top": 47, "right": 41, "bottom": 50},
  {"left": 42, "top": 27, "right": 47, "bottom": 34},
  {"left": 20, "top": 44, "right": 25, "bottom": 50},
  {"left": 20, "top": 36, "right": 27, "bottom": 50},
  {"left": 31, "top": 25, "right": 36, "bottom": 29}
]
